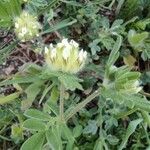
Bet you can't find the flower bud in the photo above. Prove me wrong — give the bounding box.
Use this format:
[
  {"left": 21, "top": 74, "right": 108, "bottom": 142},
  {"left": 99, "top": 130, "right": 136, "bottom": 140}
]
[
  {"left": 44, "top": 39, "right": 87, "bottom": 74},
  {"left": 14, "top": 11, "right": 41, "bottom": 42},
  {"left": 103, "top": 66, "right": 142, "bottom": 94},
  {"left": 118, "top": 80, "right": 142, "bottom": 94}
]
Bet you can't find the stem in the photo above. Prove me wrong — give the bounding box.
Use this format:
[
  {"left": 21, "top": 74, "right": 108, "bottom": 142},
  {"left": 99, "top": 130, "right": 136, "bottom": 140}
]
[
  {"left": 115, "top": 0, "right": 125, "bottom": 15},
  {"left": 108, "top": 0, "right": 115, "bottom": 9},
  {"left": 141, "top": 124, "right": 150, "bottom": 145},
  {"left": 59, "top": 83, "right": 65, "bottom": 121},
  {"left": 48, "top": 20, "right": 63, "bottom": 40},
  {"left": 65, "top": 88, "right": 101, "bottom": 121},
  {"left": 0, "top": 135, "right": 11, "bottom": 141},
  {"left": 39, "top": 83, "right": 54, "bottom": 104},
  {"left": 140, "top": 91, "right": 150, "bottom": 98},
  {"left": 115, "top": 108, "right": 138, "bottom": 119},
  {"left": 140, "top": 110, "right": 150, "bottom": 127}
]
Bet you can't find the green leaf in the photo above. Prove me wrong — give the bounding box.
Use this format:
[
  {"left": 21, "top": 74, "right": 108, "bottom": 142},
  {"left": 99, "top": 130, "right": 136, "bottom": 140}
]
[
  {"left": 141, "top": 71, "right": 150, "bottom": 85},
  {"left": 73, "top": 125, "right": 83, "bottom": 138},
  {"left": 36, "top": 0, "right": 61, "bottom": 15},
  {"left": 131, "top": 95, "right": 150, "bottom": 112},
  {"left": 26, "top": 0, "right": 48, "bottom": 13},
  {"left": 94, "top": 139, "right": 104, "bottom": 150},
  {"left": 102, "top": 89, "right": 150, "bottom": 112},
  {"left": 123, "top": 55, "right": 136, "bottom": 67},
  {"left": 11, "top": 124, "right": 23, "bottom": 144},
  {"left": 0, "top": 0, "right": 21, "bottom": 27},
  {"left": 111, "top": 19, "right": 123, "bottom": 30},
  {"left": 24, "top": 109, "right": 51, "bottom": 121},
  {"left": 107, "top": 135, "right": 119, "bottom": 145},
  {"left": 89, "top": 39, "right": 101, "bottom": 56},
  {"left": 45, "top": 101, "right": 59, "bottom": 116},
  {"left": 58, "top": 73, "right": 83, "bottom": 91},
  {"left": 21, "top": 132, "right": 45, "bottom": 150},
  {"left": 23, "top": 119, "right": 46, "bottom": 131},
  {"left": 0, "top": 41, "right": 18, "bottom": 64},
  {"left": 107, "top": 36, "right": 122, "bottom": 67},
  {"left": 100, "top": 37, "right": 115, "bottom": 51},
  {"left": 39, "top": 83, "right": 54, "bottom": 104},
  {"left": 134, "top": 18, "right": 150, "bottom": 30},
  {"left": 0, "top": 75, "right": 40, "bottom": 86},
  {"left": 0, "top": 92, "right": 20, "bottom": 105},
  {"left": 61, "top": 0, "right": 82, "bottom": 7},
  {"left": 61, "top": 123, "right": 75, "bottom": 150},
  {"left": 22, "top": 81, "right": 44, "bottom": 109},
  {"left": 118, "top": 119, "right": 143, "bottom": 150},
  {"left": 141, "top": 44, "right": 150, "bottom": 61},
  {"left": 128, "top": 30, "right": 148, "bottom": 51},
  {"left": 19, "top": 63, "right": 42, "bottom": 74},
  {"left": 42, "top": 19, "right": 77, "bottom": 34},
  {"left": 83, "top": 120, "right": 98, "bottom": 135},
  {"left": 50, "top": 86, "right": 59, "bottom": 102},
  {"left": 115, "top": 108, "right": 138, "bottom": 119},
  {"left": 119, "top": 0, "right": 142, "bottom": 20},
  {"left": 46, "top": 127, "right": 62, "bottom": 150},
  {"left": 43, "top": 71, "right": 83, "bottom": 90},
  {"left": 0, "top": 2, "right": 9, "bottom": 18},
  {"left": 140, "top": 110, "right": 150, "bottom": 127}
]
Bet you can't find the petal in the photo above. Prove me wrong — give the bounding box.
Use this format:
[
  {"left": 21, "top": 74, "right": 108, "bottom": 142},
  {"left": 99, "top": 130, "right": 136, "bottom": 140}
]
[
  {"left": 70, "top": 40, "right": 79, "bottom": 48},
  {"left": 51, "top": 48, "right": 56, "bottom": 59},
  {"left": 62, "top": 38, "right": 69, "bottom": 45},
  {"left": 45, "top": 47, "right": 49, "bottom": 54},
  {"left": 49, "top": 43, "right": 54, "bottom": 49},
  {"left": 62, "top": 48, "right": 70, "bottom": 60},
  {"left": 15, "top": 23, "right": 19, "bottom": 28},
  {"left": 22, "top": 27, "right": 28, "bottom": 34},
  {"left": 83, "top": 51, "right": 87, "bottom": 59},
  {"left": 78, "top": 49, "right": 84, "bottom": 62}
]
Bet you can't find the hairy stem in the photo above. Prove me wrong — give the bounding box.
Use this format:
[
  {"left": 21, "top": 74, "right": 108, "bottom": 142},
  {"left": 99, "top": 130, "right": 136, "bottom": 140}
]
[
  {"left": 59, "top": 83, "right": 65, "bottom": 121},
  {"left": 65, "top": 88, "right": 101, "bottom": 121}
]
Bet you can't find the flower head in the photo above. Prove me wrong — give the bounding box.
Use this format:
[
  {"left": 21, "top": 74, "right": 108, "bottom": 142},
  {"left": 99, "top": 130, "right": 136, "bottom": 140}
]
[
  {"left": 14, "top": 11, "right": 41, "bottom": 42},
  {"left": 44, "top": 39, "right": 87, "bottom": 74}
]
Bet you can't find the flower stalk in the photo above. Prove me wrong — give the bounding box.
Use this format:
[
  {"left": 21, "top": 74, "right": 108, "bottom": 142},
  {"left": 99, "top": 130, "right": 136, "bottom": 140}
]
[{"left": 59, "top": 83, "right": 65, "bottom": 122}]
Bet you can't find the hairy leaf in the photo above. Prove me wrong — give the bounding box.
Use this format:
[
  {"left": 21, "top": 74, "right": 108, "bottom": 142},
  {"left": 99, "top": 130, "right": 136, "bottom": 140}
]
[
  {"left": 24, "top": 109, "right": 51, "bottom": 121},
  {"left": 118, "top": 119, "right": 143, "bottom": 150},
  {"left": 21, "top": 132, "right": 45, "bottom": 150}
]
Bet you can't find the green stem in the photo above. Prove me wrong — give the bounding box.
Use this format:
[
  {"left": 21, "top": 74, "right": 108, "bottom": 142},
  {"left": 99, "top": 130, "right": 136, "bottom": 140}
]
[
  {"left": 115, "top": 108, "right": 138, "bottom": 119},
  {"left": 0, "top": 135, "right": 11, "bottom": 141},
  {"left": 108, "top": 0, "right": 115, "bottom": 8},
  {"left": 115, "top": 0, "right": 125, "bottom": 15},
  {"left": 140, "top": 110, "right": 150, "bottom": 127},
  {"left": 140, "top": 91, "right": 150, "bottom": 98},
  {"left": 65, "top": 88, "right": 101, "bottom": 121},
  {"left": 39, "top": 82, "right": 54, "bottom": 104},
  {"left": 59, "top": 83, "right": 65, "bottom": 121},
  {"left": 141, "top": 124, "right": 150, "bottom": 145}
]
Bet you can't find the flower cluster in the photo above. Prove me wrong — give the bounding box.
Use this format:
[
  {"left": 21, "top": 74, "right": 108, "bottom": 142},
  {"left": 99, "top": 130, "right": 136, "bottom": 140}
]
[
  {"left": 44, "top": 39, "right": 87, "bottom": 74},
  {"left": 14, "top": 11, "right": 41, "bottom": 42}
]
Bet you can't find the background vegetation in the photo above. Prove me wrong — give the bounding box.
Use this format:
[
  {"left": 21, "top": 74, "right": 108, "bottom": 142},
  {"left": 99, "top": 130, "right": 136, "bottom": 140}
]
[{"left": 0, "top": 0, "right": 150, "bottom": 149}]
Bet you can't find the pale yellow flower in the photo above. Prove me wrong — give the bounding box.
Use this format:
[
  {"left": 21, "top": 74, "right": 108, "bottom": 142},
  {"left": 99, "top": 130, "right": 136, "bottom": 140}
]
[
  {"left": 14, "top": 11, "right": 41, "bottom": 42},
  {"left": 45, "top": 39, "right": 87, "bottom": 74}
]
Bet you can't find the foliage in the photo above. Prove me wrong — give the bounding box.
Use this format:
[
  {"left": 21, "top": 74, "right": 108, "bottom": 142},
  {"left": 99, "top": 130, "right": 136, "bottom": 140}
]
[{"left": 0, "top": 0, "right": 150, "bottom": 150}]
